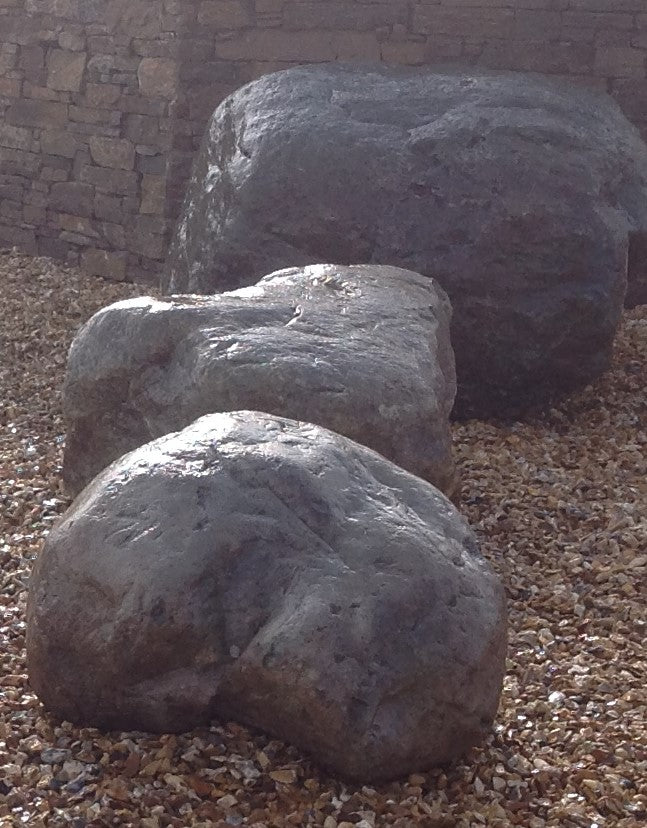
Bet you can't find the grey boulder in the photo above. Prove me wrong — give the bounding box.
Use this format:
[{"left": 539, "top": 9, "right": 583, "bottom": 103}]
[
  {"left": 28, "top": 411, "right": 507, "bottom": 782},
  {"left": 164, "top": 64, "right": 647, "bottom": 417},
  {"left": 63, "top": 263, "right": 457, "bottom": 497}
]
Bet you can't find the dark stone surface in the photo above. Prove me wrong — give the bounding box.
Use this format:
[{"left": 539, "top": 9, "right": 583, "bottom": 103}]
[
  {"left": 164, "top": 64, "right": 647, "bottom": 417},
  {"left": 627, "top": 231, "right": 647, "bottom": 308},
  {"left": 28, "top": 411, "right": 507, "bottom": 782},
  {"left": 63, "top": 264, "right": 457, "bottom": 497}
]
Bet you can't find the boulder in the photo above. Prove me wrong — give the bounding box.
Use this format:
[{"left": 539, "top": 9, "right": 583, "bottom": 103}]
[
  {"left": 28, "top": 411, "right": 507, "bottom": 782},
  {"left": 63, "top": 264, "right": 457, "bottom": 497},
  {"left": 163, "top": 64, "right": 647, "bottom": 417}
]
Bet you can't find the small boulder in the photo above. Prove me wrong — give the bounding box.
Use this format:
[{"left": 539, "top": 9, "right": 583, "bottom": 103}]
[
  {"left": 28, "top": 411, "right": 507, "bottom": 782},
  {"left": 63, "top": 264, "right": 457, "bottom": 497},
  {"left": 164, "top": 64, "right": 647, "bottom": 416}
]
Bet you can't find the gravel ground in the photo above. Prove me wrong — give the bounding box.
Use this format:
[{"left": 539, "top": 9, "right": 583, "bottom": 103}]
[{"left": 1, "top": 249, "right": 645, "bottom": 828}]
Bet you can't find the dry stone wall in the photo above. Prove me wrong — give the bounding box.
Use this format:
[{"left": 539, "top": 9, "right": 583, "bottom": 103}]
[
  {"left": 0, "top": 0, "right": 185, "bottom": 283},
  {"left": 1, "top": 0, "right": 646, "bottom": 283}
]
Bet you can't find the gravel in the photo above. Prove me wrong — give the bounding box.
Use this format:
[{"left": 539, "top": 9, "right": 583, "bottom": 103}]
[{"left": 1, "top": 249, "right": 645, "bottom": 828}]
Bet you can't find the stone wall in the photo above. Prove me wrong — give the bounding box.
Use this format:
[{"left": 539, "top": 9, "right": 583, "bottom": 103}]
[
  {"left": 1, "top": 0, "right": 646, "bottom": 283},
  {"left": 0, "top": 0, "right": 185, "bottom": 283}
]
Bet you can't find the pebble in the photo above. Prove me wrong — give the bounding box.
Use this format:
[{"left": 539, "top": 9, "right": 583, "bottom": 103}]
[{"left": 40, "top": 748, "right": 70, "bottom": 765}]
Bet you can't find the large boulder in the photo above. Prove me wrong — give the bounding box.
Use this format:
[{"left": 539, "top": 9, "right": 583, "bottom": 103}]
[
  {"left": 163, "top": 64, "right": 647, "bottom": 417},
  {"left": 63, "top": 263, "right": 457, "bottom": 497},
  {"left": 28, "top": 412, "right": 507, "bottom": 782}
]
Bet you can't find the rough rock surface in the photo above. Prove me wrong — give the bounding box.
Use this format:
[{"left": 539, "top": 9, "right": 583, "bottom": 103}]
[
  {"left": 164, "top": 64, "right": 647, "bottom": 417},
  {"left": 63, "top": 263, "right": 456, "bottom": 497},
  {"left": 28, "top": 411, "right": 507, "bottom": 782}
]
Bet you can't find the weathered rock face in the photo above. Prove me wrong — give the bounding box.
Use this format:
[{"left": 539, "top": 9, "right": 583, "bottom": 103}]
[
  {"left": 164, "top": 64, "right": 647, "bottom": 417},
  {"left": 63, "top": 264, "right": 457, "bottom": 497},
  {"left": 28, "top": 412, "right": 507, "bottom": 782}
]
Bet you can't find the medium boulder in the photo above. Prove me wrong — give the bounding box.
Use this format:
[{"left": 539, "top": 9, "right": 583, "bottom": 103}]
[
  {"left": 164, "top": 64, "right": 647, "bottom": 417},
  {"left": 28, "top": 411, "right": 507, "bottom": 782},
  {"left": 63, "top": 264, "right": 457, "bottom": 497}
]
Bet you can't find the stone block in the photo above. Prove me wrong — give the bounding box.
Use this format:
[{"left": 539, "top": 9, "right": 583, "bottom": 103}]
[
  {"left": 89, "top": 136, "right": 135, "bottom": 170},
  {"left": 566, "top": 0, "right": 645, "bottom": 9},
  {"left": 105, "top": 0, "right": 164, "bottom": 39},
  {"left": 132, "top": 38, "right": 181, "bottom": 59},
  {"left": 37, "top": 235, "right": 74, "bottom": 261},
  {"left": 81, "top": 247, "right": 127, "bottom": 281},
  {"left": 597, "top": 29, "right": 640, "bottom": 48},
  {"left": 69, "top": 105, "right": 121, "bottom": 126},
  {"left": 480, "top": 40, "right": 595, "bottom": 76},
  {"left": 50, "top": 181, "right": 94, "bottom": 217},
  {"left": 197, "top": 1, "right": 251, "bottom": 28},
  {"left": 215, "top": 29, "right": 337, "bottom": 62},
  {"left": 26, "top": 0, "right": 79, "bottom": 15},
  {"left": 23, "top": 204, "right": 46, "bottom": 224},
  {"left": 84, "top": 82, "right": 121, "bottom": 107},
  {"left": 40, "top": 130, "right": 79, "bottom": 158},
  {"left": 594, "top": 46, "right": 646, "bottom": 78},
  {"left": 413, "top": 6, "right": 514, "bottom": 39},
  {"left": 126, "top": 214, "right": 167, "bottom": 258},
  {"left": 86, "top": 54, "right": 117, "bottom": 77},
  {"left": 47, "top": 49, "right": 86, "bottom": 93},
  {"left": 125, "top": 113, "right": 162, "bottom": 144},
  {"left": 40, "top": 166, "right": 70, "bottom": 182},
  {"left": 58, "top": 213, "right": 100, "bottom": 238},
  {"left": 562, "top": 11, "right": 635, "bottom": 30},
  {"left": 137, "top": 57, "right": 177, "bottom": 99},
  {"left": 59, "top": 230, "right": 97, "bottom": 246},
  {"left": 126, "top": 230, "right": 166, "bottom": 260},
  {"left": 0, "top": 183, "right": 23, "bottom": 200},
  {"left": 0, "top": 199, "right": 22, "bottom": 222},
  {"left": 23, "top": 189, "right": 47, "bottom": 208},
  {"left": 140, "top": 173, "right": 165, "bottom": 214},
  {"left": 0, "top": 123, "right": 32, "bottom": 151},
  {"left": 255, "top": 0, "right": 284, "bottom": 14},
  {"left": 94, "top": 192, "right": 123, "bottom": 222},
  {"left": 332, "top": 31, "right": 380, "bottom": 61},
  {"left": 58, "top": 31, "right": 86, "bottom": 52},
  {"left": 0, "top": 77, "right": 22, "bottom": 97},
  {"left": 119, "top": 94, "right": 167, "bottom": 116},
  {"left": 6, "top": 99, "right": 68, "bottom": 128},
  {"left": 41, "top": 152, "right": 74, "bottom": 171},
  {"left": 380, "top": 41, "right": 427, "bottom": 66},
  {"left": 18, "top": 44, "right": 44, "bottom": 80},
  {"left": 426, "top": 35, "right": 463, "bottom": 61},
  {"left": 22, "top": 81, "right": 64, "bottom": 101},
  {"left": 68, "top": 123, "right": 120, "bottom": 140},
  {"left": 80, "top": 164, "right": 139, "bottom": 196},
  {"left": 179, "top": 58, "right": 242, "bottom": 85},
  {"left": 632, "top": 30, "right": 647, "bottom": 50},
  {"left": 136, "top": 151, "right": 166, "bottom": 175},
  {"left": 513, "top": 10, "right": 562, "bottom": 39},
  {"left": 100, "top": 220, "right": 126, "bottom": 248},
  {"left": 0, "top": 222, "right": 36, "bottom": 253},
  {"left": 0, "top": 146, "right": 40, "bottom": 174},
  {"left": 283, "top": 1, "right": 406, "bottom": 31}
]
